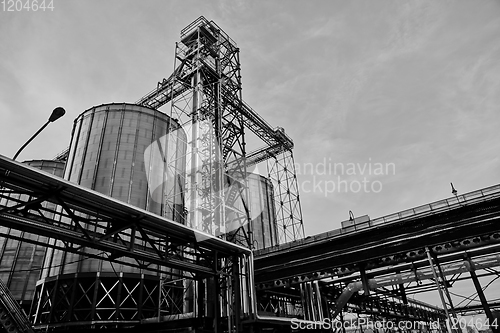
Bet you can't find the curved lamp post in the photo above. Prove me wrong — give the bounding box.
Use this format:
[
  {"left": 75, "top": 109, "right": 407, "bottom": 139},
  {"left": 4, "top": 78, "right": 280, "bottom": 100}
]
[{"left": 13, "top": 107, "right": 65, "bottom": 160}]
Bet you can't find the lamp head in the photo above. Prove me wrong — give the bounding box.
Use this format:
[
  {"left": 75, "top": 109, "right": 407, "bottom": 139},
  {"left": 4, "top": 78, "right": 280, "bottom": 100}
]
[
  {"left": 49, "top": 107, "right": 65, "bottom": 122},
  {"left": 450, "top": 182, "right": 457, "bottom": 196}
]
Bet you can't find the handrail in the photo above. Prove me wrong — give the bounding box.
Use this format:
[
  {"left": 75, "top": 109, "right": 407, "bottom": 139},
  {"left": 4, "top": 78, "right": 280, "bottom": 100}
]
[
  {"left": 368, "top": 184, "right": 500, "bottom": 228},
  {"left": 256, "top": 183, "right": 500, "bottom": 255},
  {"left": 329, "top": 183, "right": 500, "bottom": 236}
]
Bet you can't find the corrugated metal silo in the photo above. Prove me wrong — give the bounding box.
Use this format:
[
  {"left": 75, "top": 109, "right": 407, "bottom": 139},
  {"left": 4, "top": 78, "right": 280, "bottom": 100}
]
[
  {"left": 225, "top": 172, "right": 278, "bottom": 250},
  {"left": 64, "top": 103, "right": 186, "bottom": 220},
  {"left": 0, "top": 159, "right": 65, "bottom": 312},
  {"left": 247, "top": 173, "right": 278, "bottom": 250},
  {"left": 33, "top": 103, "right": 187, "bottom": 326}
]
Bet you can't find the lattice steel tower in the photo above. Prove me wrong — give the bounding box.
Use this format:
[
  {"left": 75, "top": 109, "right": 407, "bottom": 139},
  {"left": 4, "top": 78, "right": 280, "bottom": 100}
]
[{"left": 137, "top": 16, "right": 305, "bottom": 247}]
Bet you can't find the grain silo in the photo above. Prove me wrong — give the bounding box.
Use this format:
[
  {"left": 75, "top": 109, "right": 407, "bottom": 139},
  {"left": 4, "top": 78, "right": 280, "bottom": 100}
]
[
  {"left": 33, "top": 103, "right": 187, "bottom": 327},
  {"left": 0, "top": 159, "right": 65, "bottom": 313},
  {"left": 63, "top": 103, "right": 186, "bottom": 220},
  {"left": 225, "top": 172, "right": 278, "bottom": 250},
  {"left": 247, "top": 173, "right": 278, "bottom": 250}
]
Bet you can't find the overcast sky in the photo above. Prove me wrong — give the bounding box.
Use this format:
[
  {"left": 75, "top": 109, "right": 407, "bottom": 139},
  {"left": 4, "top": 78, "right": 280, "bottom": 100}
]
[{"left": 1, "top": 0, "right": 500, "bottom": 309}]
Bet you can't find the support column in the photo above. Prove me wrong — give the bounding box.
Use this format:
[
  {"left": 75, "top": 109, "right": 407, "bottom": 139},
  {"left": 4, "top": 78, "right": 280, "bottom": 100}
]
[
  {"left": 47, "top": 277, "right": 59, "bottom": 324},
  {"left": 425, "top": 247, "right": 453, "bottom": 333},
  {"left": 432, "top": 251, "right": 457, "bottom": 319},
  {"left": 398, "top": 279, "right": 408, "bottom": 319},
  {"left": 233, "top": 256, "right": 242, "bottom": 333},
  {"left": 360, "top": 265, "right": 370, "bottom": 296},
  {"left": 466, "top": 257, "right": 498, "bottom": 333}
]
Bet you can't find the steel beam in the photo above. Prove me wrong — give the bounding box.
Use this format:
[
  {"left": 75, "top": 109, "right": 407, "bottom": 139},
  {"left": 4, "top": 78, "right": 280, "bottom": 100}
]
[
  {"left": 426, "top": 247, "right": 453, "bottom": 333},
  {"left": 467, "top": 257, "right": 499, "bottom": 333},
  {"left": 136, "top": 17, "right": 305, "bottom": 245}
]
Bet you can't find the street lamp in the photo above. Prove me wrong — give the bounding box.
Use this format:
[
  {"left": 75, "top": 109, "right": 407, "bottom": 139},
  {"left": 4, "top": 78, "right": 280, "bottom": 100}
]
[
  {"left": 450, "top": 182, "right": 457, "bottom": 197},
  {"left": 13, "top": 107, "right": 65, "bottom": 160}
]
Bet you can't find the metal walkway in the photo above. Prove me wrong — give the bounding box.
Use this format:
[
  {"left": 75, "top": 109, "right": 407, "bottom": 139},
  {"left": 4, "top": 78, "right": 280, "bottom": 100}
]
[
  {"left": 0, "top": 154, "right": 250, "bottom": 275},
  {"left": 254, "top": 183, "right": 500, "bottom": 332},
  {"left": 255, "top": 183, "right": 500, "bottom": 283},
  {"left": 2, "top": 152, "right": 500, "bottom": 331},
  {"left": 0, "top": 154, "right": 254, "bottom": 332}
]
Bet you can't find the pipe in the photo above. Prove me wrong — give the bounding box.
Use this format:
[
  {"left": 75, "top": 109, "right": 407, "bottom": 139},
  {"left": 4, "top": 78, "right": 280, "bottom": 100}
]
[
  {"left": 331, "top": 279, "right": 379, "bottom": 320},
  {"left": 245, "top": 252, "right": 379, "bottom": 327}
]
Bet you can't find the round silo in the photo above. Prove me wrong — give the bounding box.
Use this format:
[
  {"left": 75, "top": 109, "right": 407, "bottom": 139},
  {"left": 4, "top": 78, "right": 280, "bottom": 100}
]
[
  {"left": 33, "top": 103, "right": 187, "bottom": 327},
  {"left": 63, "top": 103, "right": 186, "bottom": 220},
  {"left": 224, "top": 172, "right": 278, "bottom": 250},
  {"left": 247, "top": 173, "right": 278, "bottom": 250},
  {"left": 0, "top": 159, "right": 65, "bottom": 313}
]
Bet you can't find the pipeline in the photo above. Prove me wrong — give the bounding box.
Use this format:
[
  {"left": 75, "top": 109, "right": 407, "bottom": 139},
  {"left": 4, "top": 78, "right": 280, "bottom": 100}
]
[
  {"left": 331, "top": 279, "right": 378, "bottom": 319},
  {"left": 244, "top": 252, "right": 326, "bottom": 327}
]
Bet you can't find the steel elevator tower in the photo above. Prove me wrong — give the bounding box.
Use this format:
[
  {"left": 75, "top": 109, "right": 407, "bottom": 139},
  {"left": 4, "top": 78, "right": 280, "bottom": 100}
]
[{"left": 137, "top": 16, "right": 305, "bottom": 246}]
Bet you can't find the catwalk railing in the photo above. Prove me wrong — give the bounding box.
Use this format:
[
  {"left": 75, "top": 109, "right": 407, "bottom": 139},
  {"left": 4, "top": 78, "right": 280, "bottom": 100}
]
[
  {"left": 253, "top": 184, "right": 500, "bottom": 333},
  {"left": 258, "top": 183, "right": 500, "bottom": 254},
  {"left": 368, "top": 184, "right": 500, "bottom": 228}
]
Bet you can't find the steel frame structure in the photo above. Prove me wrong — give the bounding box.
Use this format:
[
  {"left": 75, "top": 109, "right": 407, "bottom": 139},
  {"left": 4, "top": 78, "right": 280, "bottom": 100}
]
[
  {"left": 168, "top": 16, "right": 249, "bottom": 247},
  {"left": 0, "top": 17, "right": 306, "bottom": 333},
  {"left": 2, "top": 16, "right": 500, "bottom": 333},
  {"left": 1, "top": 152, "right": 500, "bottom": 333},
  {"left": 136, "top": 16, "right": 305, "bottom": 247},
  {"left": 253, "top": 184, "right": 500, "bottom": 333},
  {"left": 0, "top": 155, "right": 254, "bottom": 331}
]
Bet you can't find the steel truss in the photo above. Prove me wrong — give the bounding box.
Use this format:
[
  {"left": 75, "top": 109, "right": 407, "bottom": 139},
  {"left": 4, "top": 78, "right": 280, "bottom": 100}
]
[
  {"left": 32, "top": 273, "right": 160, "bottom": 327},
  {"left": 253, "top": 280, "right": 447, "bottom": 322},
  {"left": 252, "top": 184, "right": 500, "bottom": 333},
  {"left": 165, "top": 16, "right": 251, "bottom": 248},
  {"left": 254, "top": 184, "right": 500, "bottom": 284},
  {"left": 266, "top": 150, "right": 303, "bottom": 244},
  {"left": 136, "top": 16, "right": 304, "bottom": 246},
  {"left": 0, "top": 156, "right": 254, "bottom": 331}
]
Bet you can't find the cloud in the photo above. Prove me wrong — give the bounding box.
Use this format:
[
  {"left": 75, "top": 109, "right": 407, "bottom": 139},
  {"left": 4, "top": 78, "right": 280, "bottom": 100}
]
[{"left": 380, "top": 0, "right": 443, "bottom": 59}]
